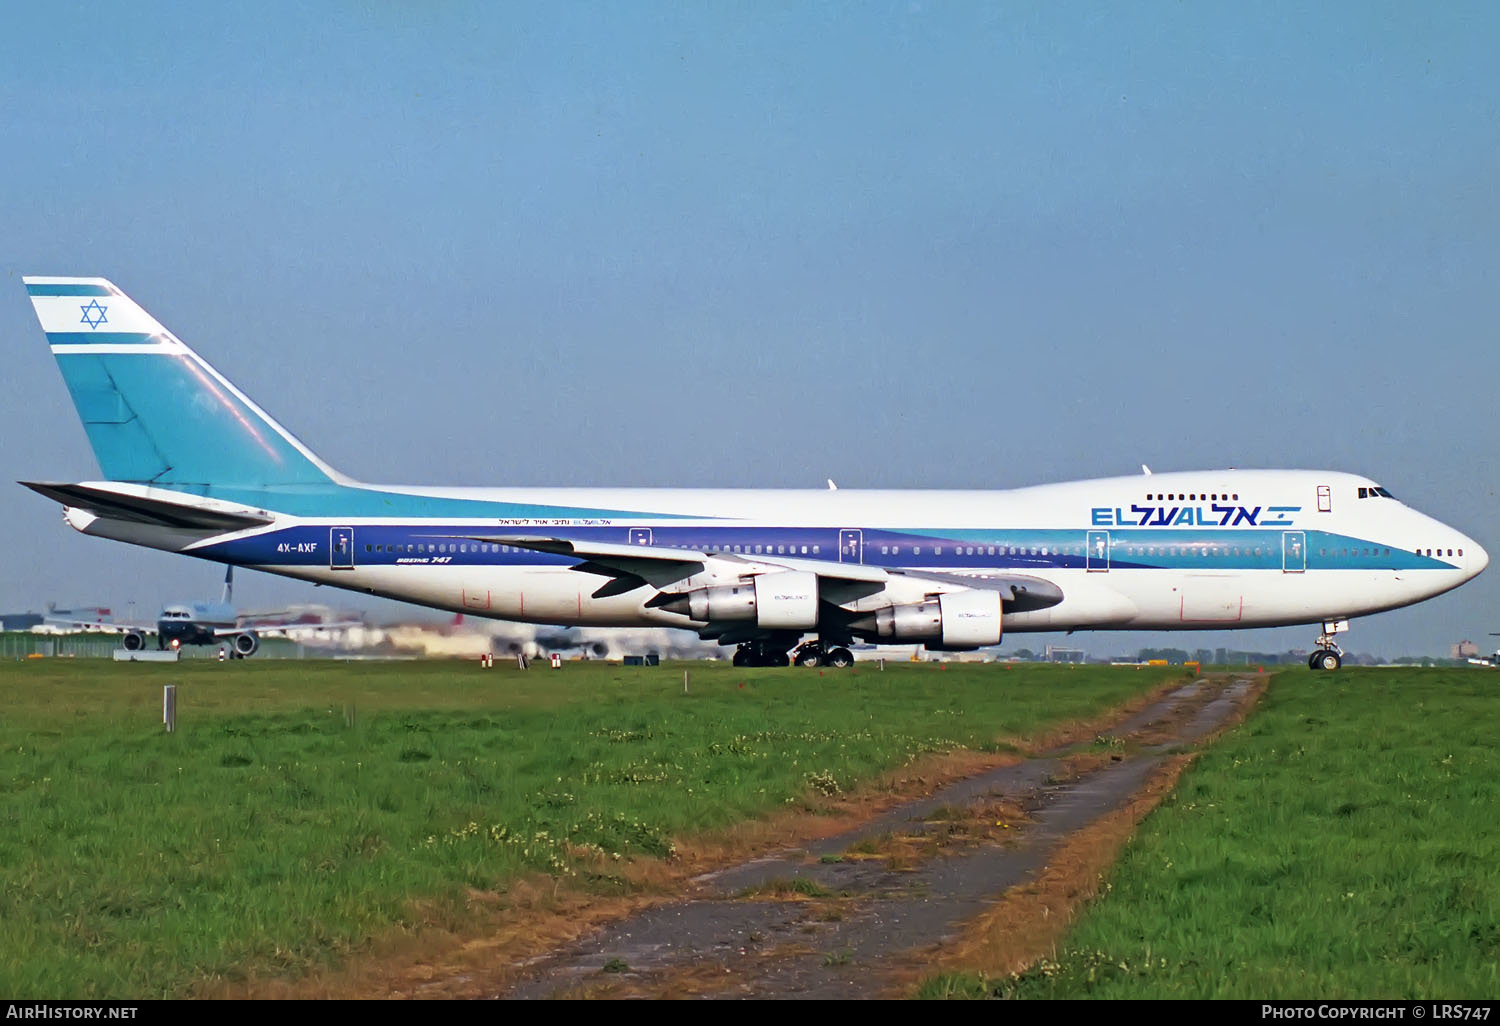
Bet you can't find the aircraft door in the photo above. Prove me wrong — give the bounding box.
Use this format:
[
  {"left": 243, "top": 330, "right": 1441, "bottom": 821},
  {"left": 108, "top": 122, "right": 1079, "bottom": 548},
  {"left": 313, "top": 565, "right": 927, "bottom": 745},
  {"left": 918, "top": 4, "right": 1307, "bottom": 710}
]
[
  {"left": 628, "top": 527, "right": 653, "bottom": 546},
  {"left": 1086, "top": 530, "right": 1110, "bottom": 572},
  {"left": 330, "top": 527, "right": 354, "bottom": 570},
  {"left": 1282, "top": 531, "right": 1306, "bottom": 573},
  {"left": 839, "top": 529, "right": 863, "bottom": 564}
]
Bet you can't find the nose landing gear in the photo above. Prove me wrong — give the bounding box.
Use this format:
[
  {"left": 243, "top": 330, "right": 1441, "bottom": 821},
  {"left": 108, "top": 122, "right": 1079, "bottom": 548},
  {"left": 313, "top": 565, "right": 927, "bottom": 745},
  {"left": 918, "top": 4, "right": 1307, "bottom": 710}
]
[{"left": 1308, "top": 619, "right": 1349, "bottom": 671}]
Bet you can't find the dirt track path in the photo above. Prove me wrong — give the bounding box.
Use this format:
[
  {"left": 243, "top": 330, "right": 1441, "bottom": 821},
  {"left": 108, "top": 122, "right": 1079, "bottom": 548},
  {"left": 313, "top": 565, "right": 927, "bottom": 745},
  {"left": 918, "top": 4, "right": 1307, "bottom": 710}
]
[{"left": 496, "top": 675, "right": 1263, "bottom": 999}]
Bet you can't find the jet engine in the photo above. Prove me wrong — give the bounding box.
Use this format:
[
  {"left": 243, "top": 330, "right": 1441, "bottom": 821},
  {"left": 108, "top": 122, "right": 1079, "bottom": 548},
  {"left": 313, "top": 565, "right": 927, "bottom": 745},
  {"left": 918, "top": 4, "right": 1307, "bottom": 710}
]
[
  {"left": 122, "top": 631, "right": 146, "bottom": 651},
  {"left": 653, "top": 571, "right": 819, "bottom": 629},
  {"left": 231, "top": 631, "right": 260, "bottom": 658},
  {"left": 857, "top": 590, "right": 1003, "bottom": 650}
]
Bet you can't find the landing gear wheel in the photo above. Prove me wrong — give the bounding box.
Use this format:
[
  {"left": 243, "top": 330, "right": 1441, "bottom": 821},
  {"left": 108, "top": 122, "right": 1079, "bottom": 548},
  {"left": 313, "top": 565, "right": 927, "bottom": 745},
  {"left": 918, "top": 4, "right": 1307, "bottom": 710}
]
[
  {"left": 825, "top": 647, "right": 854, "bottom": 668},
  {"left": 1309, "top": 620, "right": 1349, "bottom": 672},
  {"left": 734, "top": 641, "right": 793, "bottom": 667},
  {"left": 793, "top": 644, "right": 823, "bottom": 668}
]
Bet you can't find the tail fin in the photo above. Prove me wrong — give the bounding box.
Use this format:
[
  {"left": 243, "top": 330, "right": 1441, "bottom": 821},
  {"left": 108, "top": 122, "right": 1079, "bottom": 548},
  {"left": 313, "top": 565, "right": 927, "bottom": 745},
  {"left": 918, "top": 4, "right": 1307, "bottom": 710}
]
[{"left": 24, "top": 277, "right": 341, "bottom": 489}]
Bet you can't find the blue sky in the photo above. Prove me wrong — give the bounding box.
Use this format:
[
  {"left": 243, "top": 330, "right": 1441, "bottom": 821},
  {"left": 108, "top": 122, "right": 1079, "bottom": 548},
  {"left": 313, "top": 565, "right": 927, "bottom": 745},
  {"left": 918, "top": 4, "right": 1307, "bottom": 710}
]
[{"left": 2, "top": 2, "right": 1496, "bottom": 656}]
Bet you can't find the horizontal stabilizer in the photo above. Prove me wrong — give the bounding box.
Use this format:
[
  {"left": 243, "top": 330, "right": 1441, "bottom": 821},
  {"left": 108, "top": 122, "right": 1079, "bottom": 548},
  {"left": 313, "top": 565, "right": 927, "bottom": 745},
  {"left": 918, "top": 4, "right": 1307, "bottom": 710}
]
[{"left": 20, "top": 481, "right": 275, "bottom": 532}]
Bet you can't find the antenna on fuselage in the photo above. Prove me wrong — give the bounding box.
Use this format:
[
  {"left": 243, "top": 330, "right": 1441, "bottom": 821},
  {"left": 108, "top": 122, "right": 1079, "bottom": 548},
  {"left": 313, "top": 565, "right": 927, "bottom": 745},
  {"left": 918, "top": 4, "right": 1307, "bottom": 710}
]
[
  {"left": 1141, "top": 464, "right": 1153, "bottom": 476},
  {"left": 827, "top": 479, "right": 838, "bottom": 491}
]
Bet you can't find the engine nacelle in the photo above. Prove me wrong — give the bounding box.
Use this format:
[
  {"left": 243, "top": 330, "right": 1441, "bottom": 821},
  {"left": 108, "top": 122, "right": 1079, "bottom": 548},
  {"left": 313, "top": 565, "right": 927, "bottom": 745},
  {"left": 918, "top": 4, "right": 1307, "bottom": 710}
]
[
  {"left": 685, "top": 583, "right": 756, "bottom": 622},
  {"left": 934, "top": 590, "right": 1003, "bottom": 649},
  {"left": 750, "top": 571, "right": 819, "bottom": 630},
  {"left": 122, "top": 631, "right": 146, "bottom": 652},
  {"left": 669, "top": 571, "right": 820, "bottom": 630},
  {"left": 866, "top": 590, "right": 1003, "bottom": 650},
  {"left": 232, "top": 631, "right": 260, "bottom": 658}
]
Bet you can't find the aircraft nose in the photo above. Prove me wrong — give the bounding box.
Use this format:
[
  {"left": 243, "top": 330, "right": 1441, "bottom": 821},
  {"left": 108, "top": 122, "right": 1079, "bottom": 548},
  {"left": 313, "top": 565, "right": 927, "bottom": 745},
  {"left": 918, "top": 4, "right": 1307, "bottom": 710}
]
[{"left": 1468, "top": 536, "right": 1490, "bottom": 578}]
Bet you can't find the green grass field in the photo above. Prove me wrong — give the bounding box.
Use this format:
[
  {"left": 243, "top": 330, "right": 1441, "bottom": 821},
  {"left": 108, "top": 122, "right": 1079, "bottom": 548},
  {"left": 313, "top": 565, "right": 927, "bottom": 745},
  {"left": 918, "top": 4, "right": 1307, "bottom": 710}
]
[
  {"left": 0, "top": 657, "right": 1174, "bottom": 998},
  {"left": 920, "top": 667, "right": 1500, "bottom": 999}
]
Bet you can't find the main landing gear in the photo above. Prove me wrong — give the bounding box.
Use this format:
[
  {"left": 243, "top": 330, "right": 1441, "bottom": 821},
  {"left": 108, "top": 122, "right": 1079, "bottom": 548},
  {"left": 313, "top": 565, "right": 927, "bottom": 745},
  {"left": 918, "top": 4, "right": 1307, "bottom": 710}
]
[
  {"left": 790, "top": 641, "right": 854, "bottom": 668},
  {"left": 732, "top": 640, "right": 789, "bottom": 667},
  {"left": 1308, "top": 619, "right": 1349, "bottom": 671},
  {"left": 731, "top": 639, "right": 855, "bottom": 668}
]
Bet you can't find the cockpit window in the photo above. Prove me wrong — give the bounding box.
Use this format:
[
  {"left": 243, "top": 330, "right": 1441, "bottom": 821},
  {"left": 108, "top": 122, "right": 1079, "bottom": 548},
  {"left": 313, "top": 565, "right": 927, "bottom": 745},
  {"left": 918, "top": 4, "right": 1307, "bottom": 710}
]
[{"left": 1359, "top": 485, "right": 1397, "bottom": 500}]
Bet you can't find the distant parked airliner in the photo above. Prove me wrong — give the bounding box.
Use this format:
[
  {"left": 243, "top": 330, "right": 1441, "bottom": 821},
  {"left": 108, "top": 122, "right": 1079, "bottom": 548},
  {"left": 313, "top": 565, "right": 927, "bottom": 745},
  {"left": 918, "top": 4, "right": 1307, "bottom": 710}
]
[
  {"left": 21, "top": 277, "right": 1487, "bottom": 669},
  {"left": 43, "top": 565, "right": 360, "bottom": 658}
]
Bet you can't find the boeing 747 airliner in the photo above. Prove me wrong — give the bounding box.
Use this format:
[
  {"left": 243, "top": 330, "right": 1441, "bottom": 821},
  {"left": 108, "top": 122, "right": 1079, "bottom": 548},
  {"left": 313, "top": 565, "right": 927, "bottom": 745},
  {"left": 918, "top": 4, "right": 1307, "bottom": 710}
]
[{"left": 21, "top": 277, "right": 1488, "bottom": 669}]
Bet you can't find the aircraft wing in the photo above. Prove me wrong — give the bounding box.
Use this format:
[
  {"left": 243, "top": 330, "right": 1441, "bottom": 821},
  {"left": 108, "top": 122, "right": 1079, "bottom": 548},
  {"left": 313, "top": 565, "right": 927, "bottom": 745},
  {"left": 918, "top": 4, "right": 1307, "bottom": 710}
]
[
  {"left": 442, "top": 534, "right": 1061, "bottom": 610},
  {"left": 442, "top": 533, "right": 892, "bottom": 595},
  {"left": 213, "top": 619, "right": 365, "bottom": 637},
  {"left": 893, "top": 570, "right": 1064, "bottom": 612},
  {"left": 42, "top": 615, "right": 156, "bottom": 635},
  {"left": 453, "top": 535, "right": 709, "bottom": 590}
]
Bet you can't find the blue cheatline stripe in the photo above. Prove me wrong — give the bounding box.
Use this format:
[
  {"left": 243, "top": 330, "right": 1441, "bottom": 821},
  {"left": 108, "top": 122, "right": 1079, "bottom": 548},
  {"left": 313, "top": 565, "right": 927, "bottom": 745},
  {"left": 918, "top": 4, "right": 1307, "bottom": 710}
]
[
  {"left": 46, "top": 332, "right": 160, "bottom": 345},
  {"left": 26, "top": 283, "right": 113, "bottom": 297}
]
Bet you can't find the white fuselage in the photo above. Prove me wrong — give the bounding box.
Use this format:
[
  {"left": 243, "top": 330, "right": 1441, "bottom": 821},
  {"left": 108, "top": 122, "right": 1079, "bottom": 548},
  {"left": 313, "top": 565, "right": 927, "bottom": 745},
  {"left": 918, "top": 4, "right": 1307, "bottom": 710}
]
[{"left": 72, "top": 468, "right": 1487, "bottom": 640}]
